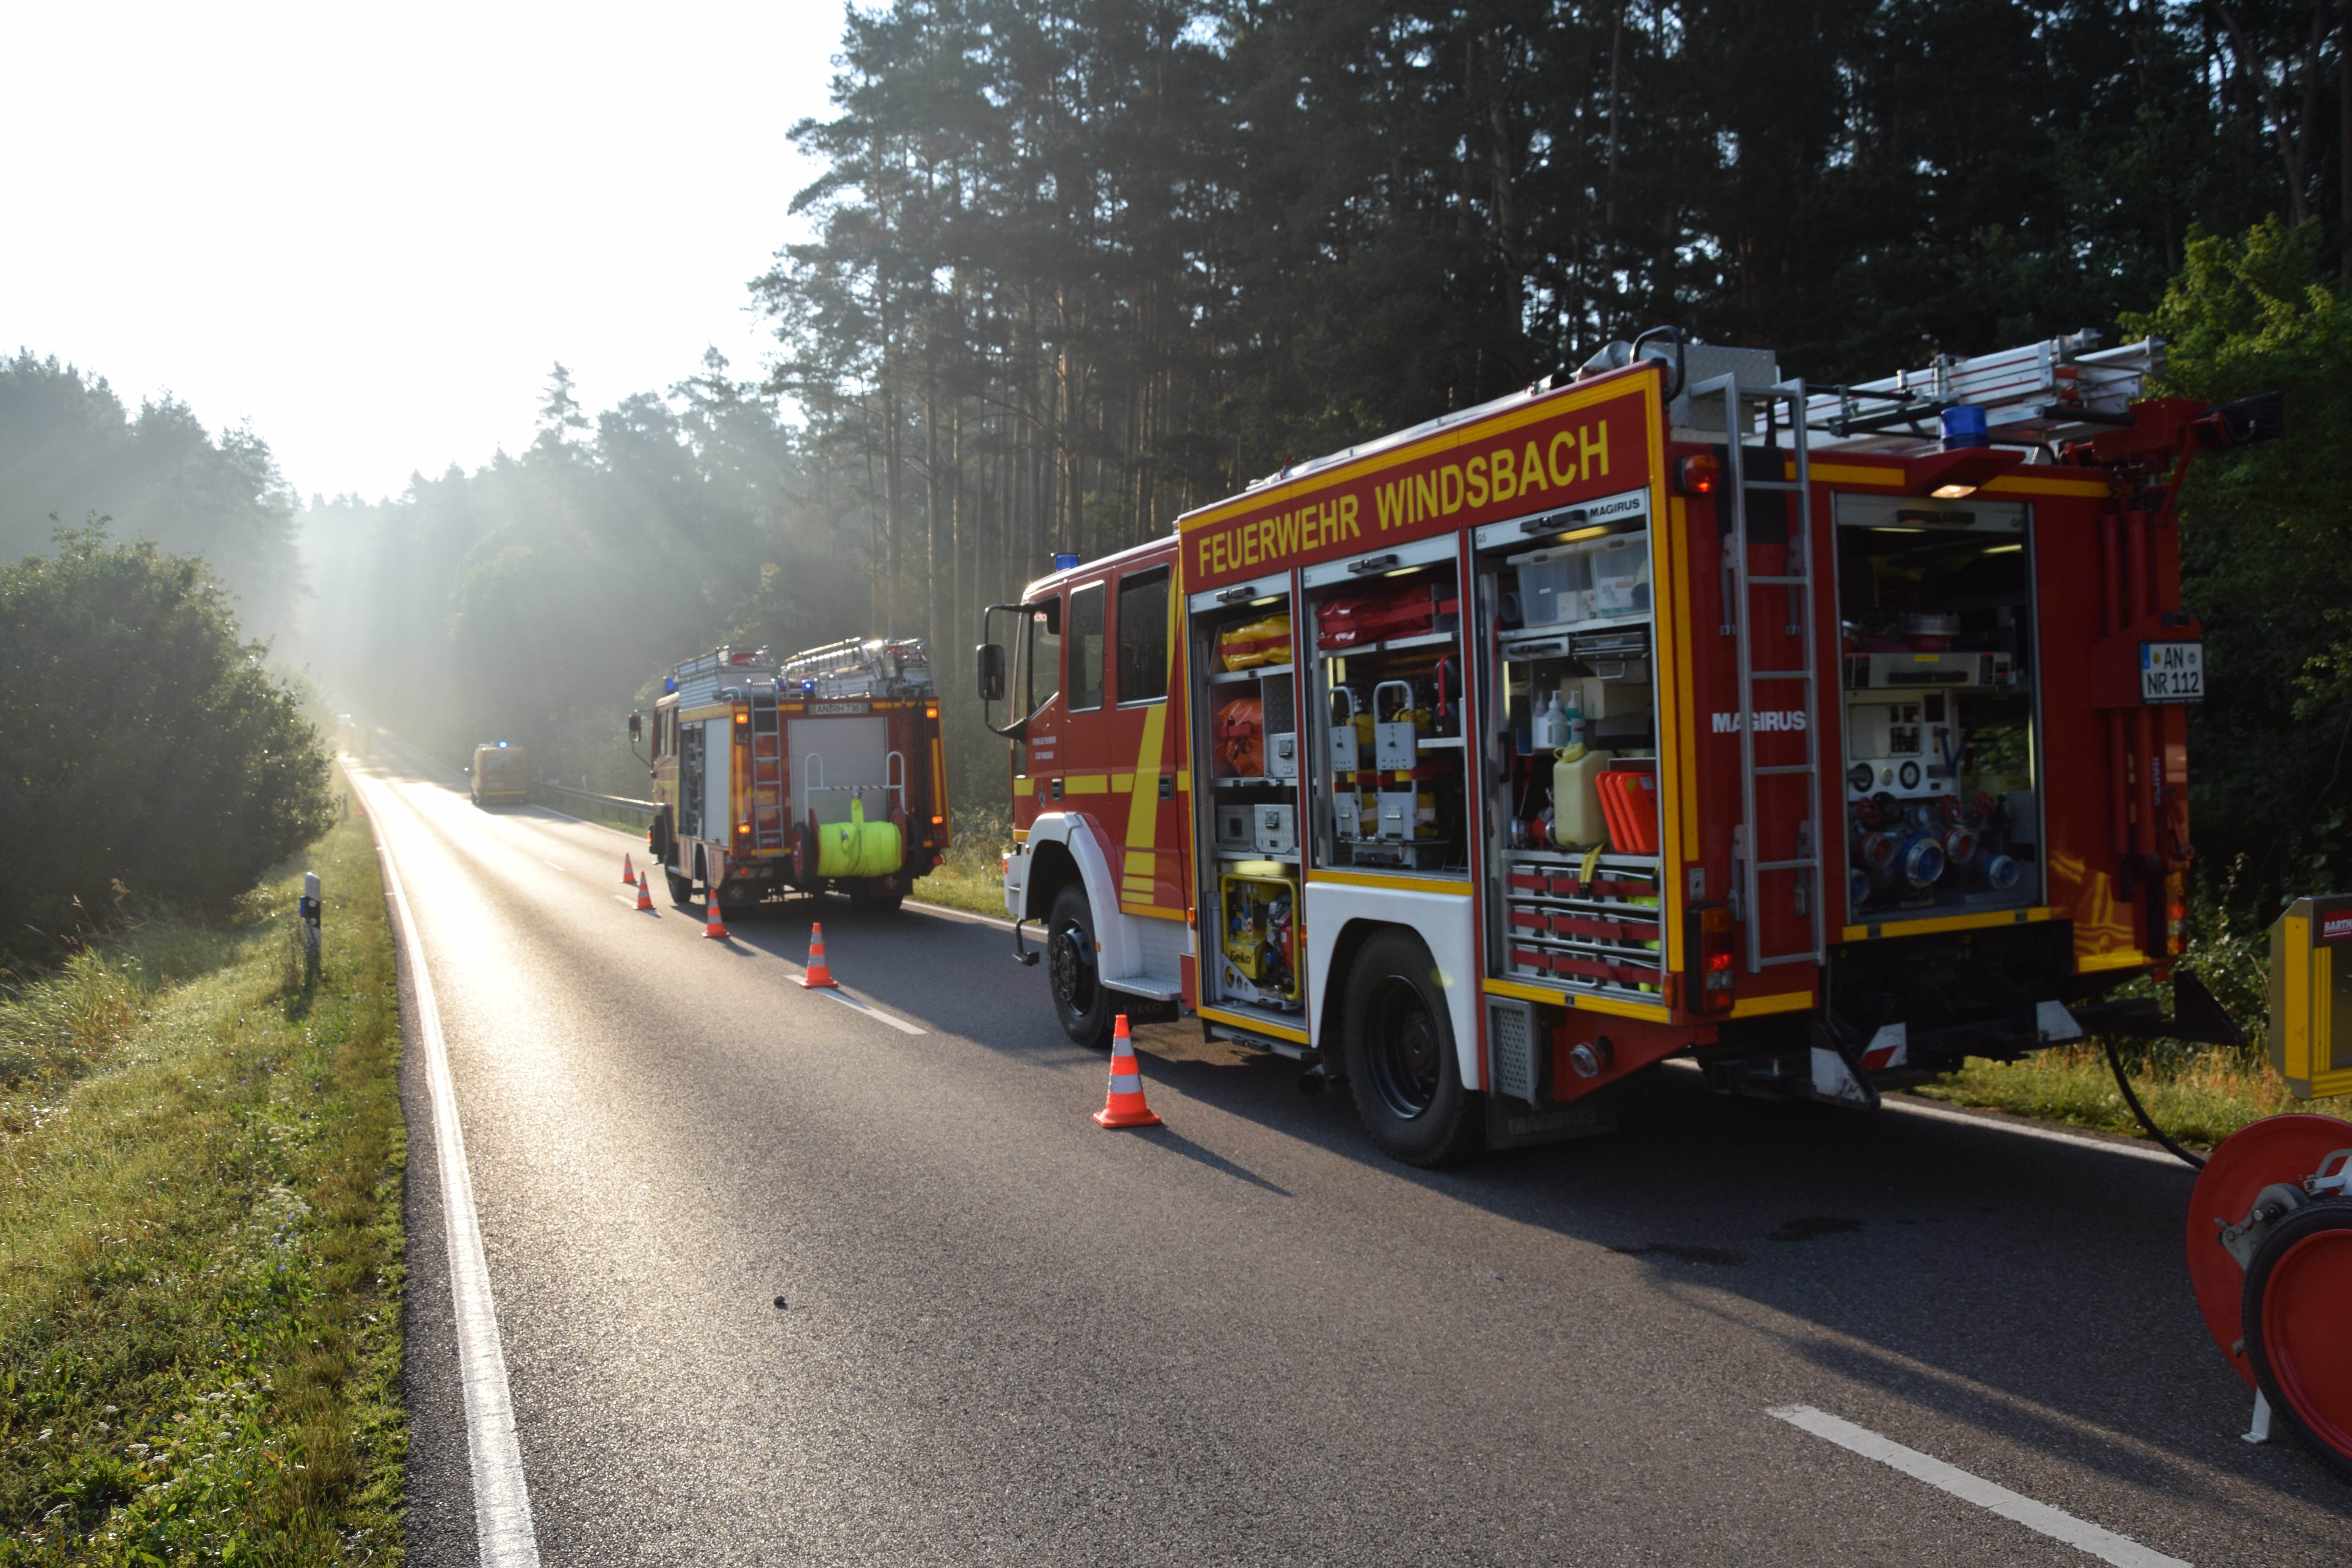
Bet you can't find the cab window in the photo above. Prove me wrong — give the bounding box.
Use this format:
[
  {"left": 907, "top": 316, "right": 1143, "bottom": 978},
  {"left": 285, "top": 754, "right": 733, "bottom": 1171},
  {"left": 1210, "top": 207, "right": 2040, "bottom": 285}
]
[
  {"left": 1067, "top": 583, "right": 1106, "bottom": 712},
  {"left": 1116, "top": 566, "right": 1169, "bottom": 704}
]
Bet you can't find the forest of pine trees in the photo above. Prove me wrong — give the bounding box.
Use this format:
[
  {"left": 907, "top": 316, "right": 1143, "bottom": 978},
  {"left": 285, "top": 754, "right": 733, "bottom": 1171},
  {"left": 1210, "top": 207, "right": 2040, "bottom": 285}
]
[{"left": 14, "top": 0, "right": 2352, "bottom": 900}]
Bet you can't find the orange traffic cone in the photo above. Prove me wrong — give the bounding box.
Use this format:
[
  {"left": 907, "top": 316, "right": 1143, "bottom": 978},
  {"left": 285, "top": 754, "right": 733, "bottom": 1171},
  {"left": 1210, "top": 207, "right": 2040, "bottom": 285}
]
[
  {"left": 797, "top": 922, "right": 839, "bottom": 988},
  {"left": 1093, "top": 1015, "right": 1161, "bottom": 1128},
  {"left": 622, "top": 852, "right": 636, "bottom": 883},
  {"left": 634, "top": 871, "right": 654, "bottom": 911},
  {"left": 702, "top": 886, "right": 730, "bottom": 940}
]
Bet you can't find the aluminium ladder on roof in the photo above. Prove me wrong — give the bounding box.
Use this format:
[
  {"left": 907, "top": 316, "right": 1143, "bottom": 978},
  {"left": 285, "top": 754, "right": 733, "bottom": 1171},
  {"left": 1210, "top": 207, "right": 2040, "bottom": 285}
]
[
  {"left": 1803, "top": 334, "right": 2164, "bottom": 451},
  {"left": 1693, "top": 372, "right": 1828, "bottom": 973}
]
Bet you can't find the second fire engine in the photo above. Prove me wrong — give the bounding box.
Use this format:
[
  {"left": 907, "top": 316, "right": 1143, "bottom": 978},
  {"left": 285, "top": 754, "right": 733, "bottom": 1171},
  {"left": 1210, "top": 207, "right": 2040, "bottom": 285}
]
[{"left": 979, "top": 329, "right": 2271, "bottom": 1166}]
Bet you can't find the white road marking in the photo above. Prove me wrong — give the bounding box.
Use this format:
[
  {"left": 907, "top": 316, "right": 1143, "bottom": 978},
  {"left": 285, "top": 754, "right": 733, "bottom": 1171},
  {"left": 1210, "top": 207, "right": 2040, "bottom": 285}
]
[
  {"left": 1879, "top": 1095, "right": 2187, "bottom": 1166},
  {"left": 1767, "top": 1405, "right": 2187, "bottom": 1568},
  {"left": 1659, "top": 1060, "right": 2189, "bottom": 1167},
  {"left": 358, "top": 776, "right": 541, "bottom": 1567},
  {"left": 542, "top": 860, "right": 566, "bottom": 873},
  {"left": 612, "top": 893, "right": 645, "bottom": 908},
  {"left": 905, "top": 898, "right": 1016, "bottom": 930},
  {"left": 814, "top": 987, "right": 928, "bottom": 1035}
]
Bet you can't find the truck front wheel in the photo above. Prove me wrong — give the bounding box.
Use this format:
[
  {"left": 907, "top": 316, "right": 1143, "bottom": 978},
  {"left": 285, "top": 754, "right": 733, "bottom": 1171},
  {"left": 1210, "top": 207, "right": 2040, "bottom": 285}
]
[
  {"left": 1045, "top": 884, "right": 1115, "bottom": 1050},
  {"left": 1342, "top": 930, "right": 1483, "bottom": 1167}
]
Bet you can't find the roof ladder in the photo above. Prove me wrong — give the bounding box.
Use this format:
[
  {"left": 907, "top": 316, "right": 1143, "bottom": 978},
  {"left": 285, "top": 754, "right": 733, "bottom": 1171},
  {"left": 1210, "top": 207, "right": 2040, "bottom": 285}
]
[{"left": 1695, "top": 373, "right": 1828, "bottom": 973}]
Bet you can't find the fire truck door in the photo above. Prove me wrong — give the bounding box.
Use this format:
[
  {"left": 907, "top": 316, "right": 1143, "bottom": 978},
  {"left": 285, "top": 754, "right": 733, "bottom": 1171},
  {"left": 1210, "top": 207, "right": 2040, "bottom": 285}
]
[
  {"left": 703, "top": 720, "right": 731, "bottom": 842},
  {"left": 679, "top": 724, "right": 706, "bottom": 839}
]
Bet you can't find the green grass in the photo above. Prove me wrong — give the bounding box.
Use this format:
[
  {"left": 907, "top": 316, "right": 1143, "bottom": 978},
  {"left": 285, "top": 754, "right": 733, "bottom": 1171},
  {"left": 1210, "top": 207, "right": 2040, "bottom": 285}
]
[
  {"left": 0, "top": 775, "right": 405, "bottom": 1564},
  {"left": 1914, "top": 890, "right": 2352, "bottom": 1151},
  {"left": 1913, "top": 1040, "right": 2351, "bottom": 1151},
  {"left": 910, "top": 802, "right": 1014, "bottom": 919}
]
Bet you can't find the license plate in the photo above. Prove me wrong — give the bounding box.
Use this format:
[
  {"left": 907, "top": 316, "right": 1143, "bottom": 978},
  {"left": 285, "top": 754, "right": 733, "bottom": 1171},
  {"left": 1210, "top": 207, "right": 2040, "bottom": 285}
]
[{"left": 2141, "top": 641, "right": 2204, "bottom": 703}]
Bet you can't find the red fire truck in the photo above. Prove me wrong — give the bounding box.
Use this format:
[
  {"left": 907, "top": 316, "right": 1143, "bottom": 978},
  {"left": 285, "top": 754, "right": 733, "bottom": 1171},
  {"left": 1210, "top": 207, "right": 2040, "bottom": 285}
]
[
  {"left": 637, "top": 639, "right": 950, "bottom": 914},
  {"left": 979, "top": 329, "right": 2274, "bottom": 1167}
]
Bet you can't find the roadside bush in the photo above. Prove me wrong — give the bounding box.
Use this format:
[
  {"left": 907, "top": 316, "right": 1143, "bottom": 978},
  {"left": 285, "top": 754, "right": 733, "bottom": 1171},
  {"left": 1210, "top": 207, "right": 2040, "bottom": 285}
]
[{"left": 0, "top": 521, "right": 334, "bottom": 963}]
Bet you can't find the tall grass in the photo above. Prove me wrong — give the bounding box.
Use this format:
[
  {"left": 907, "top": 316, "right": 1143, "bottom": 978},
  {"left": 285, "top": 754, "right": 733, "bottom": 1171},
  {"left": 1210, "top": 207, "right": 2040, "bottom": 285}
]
[
  {"left": 914, "top": 801, "right": 1015, "bottom": 917},
  {"left": 0, "top": 779, "right": 405, "bottom": 1564}
]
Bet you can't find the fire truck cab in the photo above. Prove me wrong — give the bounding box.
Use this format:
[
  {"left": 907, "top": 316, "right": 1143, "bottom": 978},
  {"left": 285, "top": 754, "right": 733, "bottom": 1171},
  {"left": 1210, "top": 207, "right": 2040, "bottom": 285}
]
[
  {"left": 641, "top": 639, "right": 951, "bottom": 915},
  {"left": 982, "top": 330, "right": 2271, "bottom": 1165}
]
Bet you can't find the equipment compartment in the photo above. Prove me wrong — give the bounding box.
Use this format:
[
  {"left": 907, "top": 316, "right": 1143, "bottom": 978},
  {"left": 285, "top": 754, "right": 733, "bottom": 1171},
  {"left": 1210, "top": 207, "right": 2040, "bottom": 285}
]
[
  {"left": 1475, "top": 503, "right": 1668, "bottom": 1002},
  {"left": 1305, "top": 546, "right": 1470, "bottom": 876},
  {"left": 1833, "top": 497, "right": 2040, "bottom": 924},
  {"left": 1189, "top": 575, "right": 1310, "bottom": 1025}
]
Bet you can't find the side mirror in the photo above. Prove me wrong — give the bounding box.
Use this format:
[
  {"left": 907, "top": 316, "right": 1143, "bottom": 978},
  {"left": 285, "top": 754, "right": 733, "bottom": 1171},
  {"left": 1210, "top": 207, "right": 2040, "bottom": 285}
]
[
  {"left": 628, "top": 712, "right": 643, "bottom": 742},
  {"left": 976, "top": 642, "right": 1006, "bottom": 704}
]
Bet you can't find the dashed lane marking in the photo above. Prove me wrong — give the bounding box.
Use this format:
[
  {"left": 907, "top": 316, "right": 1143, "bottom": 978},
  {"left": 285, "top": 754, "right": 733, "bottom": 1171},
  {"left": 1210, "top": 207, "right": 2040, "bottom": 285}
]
[
  {"left": 1767, "top": 1405, "right": 2188, "bottom": 1568},
  {"left": 813, "top": 987, "right": 927, "bottom": 1035}
]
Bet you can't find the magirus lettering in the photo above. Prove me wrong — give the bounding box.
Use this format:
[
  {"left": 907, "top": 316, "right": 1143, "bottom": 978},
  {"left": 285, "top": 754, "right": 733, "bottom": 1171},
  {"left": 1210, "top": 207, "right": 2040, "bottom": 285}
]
[{"left": 1710, "top": 710, "right": 1808, "bottom": 734}]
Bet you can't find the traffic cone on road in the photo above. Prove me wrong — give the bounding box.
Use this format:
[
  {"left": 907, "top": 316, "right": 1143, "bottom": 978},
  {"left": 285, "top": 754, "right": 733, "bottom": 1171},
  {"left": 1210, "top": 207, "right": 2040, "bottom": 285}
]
[
  {"left": 621, "top": 852, "right": 636, "bottom": 883},
  {"left": 701, "top": 886, "right": 730, "bottom": 940},
  {"left": 797, "top": 922, "right": 839, "bottom": 988},
  {"left": 634, "top": 871, "right": 654, "bottom": 911},
  {"left": 1093, "top": 1015, "right": 1162, "bottom": 1129}
]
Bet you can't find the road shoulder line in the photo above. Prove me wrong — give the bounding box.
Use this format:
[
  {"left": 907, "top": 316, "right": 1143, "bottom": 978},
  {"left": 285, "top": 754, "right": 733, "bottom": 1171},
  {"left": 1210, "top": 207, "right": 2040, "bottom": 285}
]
[
  {"left": 1766, "top": 1405, "right": 2187, "bottom": 1568},
  {"left": 359, "top": 775, "right": 541, "bottom": 1566},
  {"left": 1877, "top": 1093, "right": 2189, "bottom": 1167}
]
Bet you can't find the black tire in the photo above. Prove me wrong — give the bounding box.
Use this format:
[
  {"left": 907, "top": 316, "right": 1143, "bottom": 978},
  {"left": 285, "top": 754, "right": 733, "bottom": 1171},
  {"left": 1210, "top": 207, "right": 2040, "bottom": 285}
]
[
  {"left": 2243, "top": 1200, "right": 2352, "bottom": 1480},
  {"left": 665, "top": 868, "right": 695, "bottom": 905},
  {"left": 1045, "top": 883, "right": 1115, "bottom": 1049},
  {"left": 1341, "top": 929, "right": 1483, "bottom": 1167}
]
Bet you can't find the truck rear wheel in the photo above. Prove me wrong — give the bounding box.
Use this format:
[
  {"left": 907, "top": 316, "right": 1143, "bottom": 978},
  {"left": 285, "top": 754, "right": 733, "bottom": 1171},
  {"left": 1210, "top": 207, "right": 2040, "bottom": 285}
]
[
  {"left": 1342, "top": 930, "right": 1483, "bottom": 1167},
  {"left": 665, "top": 867, "right": 694, "bottom": 904},
  {"left": 1046, "top": 883, "right": 1115, "bottom": 1050},
  {"left": 847, "top": 880, "right": 904, "bottom": 915}
]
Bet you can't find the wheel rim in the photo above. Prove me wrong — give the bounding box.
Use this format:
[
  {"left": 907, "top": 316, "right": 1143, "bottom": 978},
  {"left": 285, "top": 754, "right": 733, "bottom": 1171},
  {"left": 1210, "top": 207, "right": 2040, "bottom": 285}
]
[
  {"left": 2261, "top": 1223, "right": 2352, "bottom": 1460},
  {"left": 1365, "top": 974, "right": 1441, "bottom": 1120},
  {"left": 1048, "top": 918, "right": 1095, "bottom": 1019}
]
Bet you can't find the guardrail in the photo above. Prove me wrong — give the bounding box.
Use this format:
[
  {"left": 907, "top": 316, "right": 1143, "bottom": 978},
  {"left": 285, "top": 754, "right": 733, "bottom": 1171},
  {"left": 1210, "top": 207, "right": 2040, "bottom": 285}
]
[{"left": 536, "top": 782, "right": 660, "bottom": 824}]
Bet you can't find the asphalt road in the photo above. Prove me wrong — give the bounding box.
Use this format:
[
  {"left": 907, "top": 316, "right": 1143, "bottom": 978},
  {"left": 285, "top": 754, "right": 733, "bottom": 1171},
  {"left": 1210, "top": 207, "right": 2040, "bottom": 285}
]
[{"left": 354, "top": 747, "right": 2352, "bottom": 1565}]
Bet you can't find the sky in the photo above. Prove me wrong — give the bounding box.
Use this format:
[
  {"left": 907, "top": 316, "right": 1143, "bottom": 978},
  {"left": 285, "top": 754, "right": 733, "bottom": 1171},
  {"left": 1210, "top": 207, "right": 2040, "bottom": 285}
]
[{"left": 3, "top": 1, "right": 843, "bottom": 502}]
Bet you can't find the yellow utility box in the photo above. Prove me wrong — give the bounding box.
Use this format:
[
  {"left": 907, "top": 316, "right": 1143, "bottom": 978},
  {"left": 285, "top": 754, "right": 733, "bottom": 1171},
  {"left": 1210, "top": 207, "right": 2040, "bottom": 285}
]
[
  {"left": 2268, "top": 894, "right": 2352, "bottom": 1098},
  {"left": 1219, "top": 868, "right": 1301, "bottom": 1007}
]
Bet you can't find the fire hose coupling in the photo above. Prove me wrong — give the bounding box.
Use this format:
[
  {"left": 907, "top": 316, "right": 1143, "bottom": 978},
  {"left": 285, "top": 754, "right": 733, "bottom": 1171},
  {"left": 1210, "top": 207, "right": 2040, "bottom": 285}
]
[
  {"left": 2305, "top": 1149, "right": 2352, "bottom": 1201},
  {"left": 1568, "top": 1035, "right": 1615, "bottom": 1079},
  {"left": 2215, "top": 1149, "right": 2352, "bottom": 1270}
]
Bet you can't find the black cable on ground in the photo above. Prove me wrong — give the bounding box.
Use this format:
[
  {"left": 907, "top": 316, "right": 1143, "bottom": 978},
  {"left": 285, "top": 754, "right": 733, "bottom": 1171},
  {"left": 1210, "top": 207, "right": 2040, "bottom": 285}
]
[{"left": 2100, "top": 1033, "right": 2206, "bottom": 1170}]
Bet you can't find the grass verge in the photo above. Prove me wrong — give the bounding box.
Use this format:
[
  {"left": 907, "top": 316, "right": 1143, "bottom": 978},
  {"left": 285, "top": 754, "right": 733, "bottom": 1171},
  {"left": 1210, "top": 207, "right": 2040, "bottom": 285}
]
[
  {"left": 0, "top": 771, "right": 405, "bottom": 1564},
  {"left": 1914, "top": 896, "right": 2352, "bottom": 1150},
  {"left": 910, "top": 802, "right": 1014, "bottom": 919},
  {"left": 1912, "top": 1040, "right": 2350, "bottom": 1151}
]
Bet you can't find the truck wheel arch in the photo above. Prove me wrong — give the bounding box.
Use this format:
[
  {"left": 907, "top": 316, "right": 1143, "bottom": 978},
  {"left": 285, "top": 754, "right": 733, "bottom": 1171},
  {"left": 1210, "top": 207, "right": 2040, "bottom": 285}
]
[
  {"left": 1019, "top": 837, "right": 1082, "bottom": 924},
  {"left": 1303, "top": 885, "right": 1482, "bottom": 1092}
]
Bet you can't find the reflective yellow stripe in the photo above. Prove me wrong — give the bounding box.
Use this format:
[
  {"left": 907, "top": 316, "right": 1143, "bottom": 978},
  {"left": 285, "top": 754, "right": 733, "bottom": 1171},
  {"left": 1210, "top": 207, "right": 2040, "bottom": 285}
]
[
  {"left": 1481, "top": 978, "right": 1671, "bottom": 1021},
  {"left": 1199, "top": 1006, "right": 1310, "bottom": 1044},
  {"left": 1840, "top": 907, "right": 2052, "bottom": 943},
  {"left": 1307, "top": 869, "right": 1474, "bottom": 896}
]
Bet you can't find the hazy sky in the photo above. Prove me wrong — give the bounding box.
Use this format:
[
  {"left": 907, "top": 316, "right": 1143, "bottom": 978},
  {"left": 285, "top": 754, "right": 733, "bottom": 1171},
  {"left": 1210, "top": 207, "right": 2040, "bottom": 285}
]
[{"left": 4, "top": 2, "right": 841, "bottom": 502}]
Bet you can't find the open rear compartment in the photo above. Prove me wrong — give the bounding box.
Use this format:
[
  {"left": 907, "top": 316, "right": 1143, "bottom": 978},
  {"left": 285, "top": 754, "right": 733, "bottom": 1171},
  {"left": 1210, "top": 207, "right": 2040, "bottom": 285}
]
[
  {"left": 1471, "top": 493, "right": 1668, "bottom": 1001},
  {"left": 1186, "top": 572, "right": 1309, "bottom": 1035},
  {"left": 1832, "top": 494, "right": 2042, "bottom": 928},
  {"left": 1301, "top": 537, "right": 1471, "bottom": 881}
]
